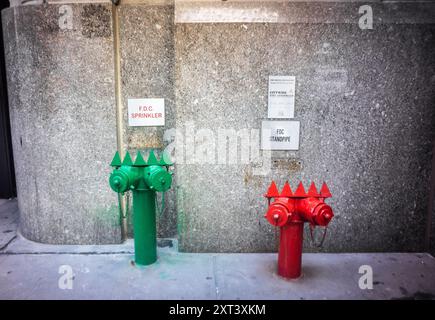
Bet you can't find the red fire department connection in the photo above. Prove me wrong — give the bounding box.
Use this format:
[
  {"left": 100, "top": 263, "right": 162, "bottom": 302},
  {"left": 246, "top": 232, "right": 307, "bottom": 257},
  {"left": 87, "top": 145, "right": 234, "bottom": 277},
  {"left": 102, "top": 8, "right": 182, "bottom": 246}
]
[{"left": 264, "top": 181, "right": 334, "bottom": 279}]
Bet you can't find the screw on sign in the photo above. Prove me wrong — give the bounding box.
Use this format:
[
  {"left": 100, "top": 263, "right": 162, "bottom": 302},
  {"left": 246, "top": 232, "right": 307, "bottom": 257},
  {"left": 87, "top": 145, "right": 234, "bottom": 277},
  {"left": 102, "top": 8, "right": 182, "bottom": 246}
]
[{"left": 263, "top": 181, "right": 334, "bottom": 279}]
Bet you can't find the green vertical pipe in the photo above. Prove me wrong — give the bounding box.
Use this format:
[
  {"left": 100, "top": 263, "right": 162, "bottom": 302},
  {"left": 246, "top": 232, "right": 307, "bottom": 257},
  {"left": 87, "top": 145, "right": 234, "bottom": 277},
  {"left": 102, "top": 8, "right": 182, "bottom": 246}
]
[{"left": 132, "top": 189, "right": 156, "bottom": 265}]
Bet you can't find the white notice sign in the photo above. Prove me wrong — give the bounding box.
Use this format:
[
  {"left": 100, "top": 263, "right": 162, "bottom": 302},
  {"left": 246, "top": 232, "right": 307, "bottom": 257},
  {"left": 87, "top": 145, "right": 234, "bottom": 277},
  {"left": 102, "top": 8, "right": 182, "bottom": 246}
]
[
  {"left": 128, "top": 98, "right": 165, "bottom": 126},
  {"left": 268, "top": 76, "right": 295, "bottom": 118},
  {"left": 261, "top": 120, "right": 300, "bottom": 150}
]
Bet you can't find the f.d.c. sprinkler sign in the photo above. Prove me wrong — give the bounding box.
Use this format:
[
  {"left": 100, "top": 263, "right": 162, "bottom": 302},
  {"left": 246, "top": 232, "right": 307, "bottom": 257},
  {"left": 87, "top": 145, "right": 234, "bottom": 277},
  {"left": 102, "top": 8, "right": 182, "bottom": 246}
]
[{"left": 128, "top": 98, "right": 165, "bottom": 126}]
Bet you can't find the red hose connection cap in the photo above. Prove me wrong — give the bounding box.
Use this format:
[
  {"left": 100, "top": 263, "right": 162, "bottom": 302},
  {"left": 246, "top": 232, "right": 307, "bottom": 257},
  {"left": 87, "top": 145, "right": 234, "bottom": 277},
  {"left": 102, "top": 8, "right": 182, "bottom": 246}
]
[
  {"left": 265, "top": 202, "right": 291, "bottom": 227},
  {"left": 313, "top": 203, "right": 334, "bottom": 226}
]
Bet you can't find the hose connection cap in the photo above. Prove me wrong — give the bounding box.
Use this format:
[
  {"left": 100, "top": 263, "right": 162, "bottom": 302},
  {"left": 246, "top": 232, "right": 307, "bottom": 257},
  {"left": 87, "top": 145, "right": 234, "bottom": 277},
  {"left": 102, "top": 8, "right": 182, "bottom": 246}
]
[
  {"left": 145, "top": 165, "right": 172, "bottom": 192},
  {"left": 109, "top": 170, "right": 130, "bottom": 193},
  {"left": 265, "top": 203, "right": 290, "bottom": 227},
  {"left": 313, "top": 203, "right": 334, "bottom": 226}
]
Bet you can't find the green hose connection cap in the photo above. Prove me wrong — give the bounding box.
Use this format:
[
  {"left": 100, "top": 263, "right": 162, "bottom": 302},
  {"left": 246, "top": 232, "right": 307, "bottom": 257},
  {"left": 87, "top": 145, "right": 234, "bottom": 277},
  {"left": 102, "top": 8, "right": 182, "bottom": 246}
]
[
  {"left": 109, "top": 170, "right": 130, "bottom": 193},
  {"left": 146, "top": 166, "right": 172, "bottom": 192}
]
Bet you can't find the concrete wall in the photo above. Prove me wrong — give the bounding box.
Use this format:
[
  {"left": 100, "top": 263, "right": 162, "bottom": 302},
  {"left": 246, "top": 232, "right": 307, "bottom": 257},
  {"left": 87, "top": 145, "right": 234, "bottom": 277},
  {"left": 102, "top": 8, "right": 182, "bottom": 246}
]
[
  {"left": 175, "top": 1, "right": 435, "bottom": 252},
  {"left": 2, "top": 3, "right": 121, "bottom": 244},
  {"left": 2, "top": 1, "right": 435, "bottom": 252},
  {"left": 118, "top": 2, "right": 176, "bottom": 238},
  {"left": 2, "top": 1, "right": 178, "bottom": 243}
]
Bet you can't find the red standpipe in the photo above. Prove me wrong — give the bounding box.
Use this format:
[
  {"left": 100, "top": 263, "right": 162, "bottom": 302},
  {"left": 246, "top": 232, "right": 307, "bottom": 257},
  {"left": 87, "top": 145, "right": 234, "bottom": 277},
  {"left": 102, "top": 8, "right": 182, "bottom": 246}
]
[{"left": 264, "top": 181, "right": 334, "bottom": 279}]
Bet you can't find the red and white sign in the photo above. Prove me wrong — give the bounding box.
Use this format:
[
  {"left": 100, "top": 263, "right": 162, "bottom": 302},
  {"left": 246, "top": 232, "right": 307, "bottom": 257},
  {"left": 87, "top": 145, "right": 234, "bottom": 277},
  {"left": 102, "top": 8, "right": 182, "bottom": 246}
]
[{"left": 128, "top": 98, "right": 165, "bottom": 126}]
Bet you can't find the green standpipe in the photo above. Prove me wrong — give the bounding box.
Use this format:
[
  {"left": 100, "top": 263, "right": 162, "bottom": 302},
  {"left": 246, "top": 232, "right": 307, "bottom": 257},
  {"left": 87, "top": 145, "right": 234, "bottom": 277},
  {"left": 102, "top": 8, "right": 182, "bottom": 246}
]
[
  {"left": 133, "top": 189, "right": 156, "bottom": 265},
  {"left": 109, "top": 150, "right": 173, "bottom": 266}
]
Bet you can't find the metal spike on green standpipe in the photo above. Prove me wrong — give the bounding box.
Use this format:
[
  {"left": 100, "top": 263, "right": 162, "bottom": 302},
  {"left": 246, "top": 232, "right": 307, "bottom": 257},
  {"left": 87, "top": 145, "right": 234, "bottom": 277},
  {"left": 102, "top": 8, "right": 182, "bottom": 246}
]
[
  {"left": 110, "top": 151, "right": 122, "bottom": 167},
  {"left": 159, "top": 150, "right": 173, "bottom": 166},
  {"left": 108, "top": 150, "right": 173, "bottom": 266},
  {"left": 134, "top": 151, "right": 147, "bottom": 166},
  {"left": 147, "top": 150, "right": 159, "bottom": 165},
  {"left": 122, "top": 151, "right": 134, "bottom": 166}
]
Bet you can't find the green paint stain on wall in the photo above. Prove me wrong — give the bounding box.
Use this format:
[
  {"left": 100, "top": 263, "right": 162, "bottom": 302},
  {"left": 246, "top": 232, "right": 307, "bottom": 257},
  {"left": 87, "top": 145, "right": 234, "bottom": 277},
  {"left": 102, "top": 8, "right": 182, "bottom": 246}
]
[{"left": 94, "top": 204, "right": 121, "bottom": 228}]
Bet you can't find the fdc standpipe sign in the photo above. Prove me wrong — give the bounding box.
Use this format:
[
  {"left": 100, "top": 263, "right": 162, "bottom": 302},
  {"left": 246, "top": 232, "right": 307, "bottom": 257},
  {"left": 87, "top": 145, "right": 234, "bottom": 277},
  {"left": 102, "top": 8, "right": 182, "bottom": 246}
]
[{"left": 261, "top": 120, "right": 300, "bottom": 150}]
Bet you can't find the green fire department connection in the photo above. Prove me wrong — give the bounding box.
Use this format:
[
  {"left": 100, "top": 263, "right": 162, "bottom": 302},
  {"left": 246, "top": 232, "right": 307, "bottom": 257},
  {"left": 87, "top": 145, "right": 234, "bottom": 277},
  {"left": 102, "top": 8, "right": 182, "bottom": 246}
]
[{"left": 109, "top": 150, "right": 173, "bottom": 266}]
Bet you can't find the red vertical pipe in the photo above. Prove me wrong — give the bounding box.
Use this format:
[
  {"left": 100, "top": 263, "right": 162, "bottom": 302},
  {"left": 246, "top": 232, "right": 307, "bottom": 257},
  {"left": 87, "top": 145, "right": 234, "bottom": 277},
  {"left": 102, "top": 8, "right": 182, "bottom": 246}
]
[{"left": 278, "top": 222, "right": 304, "bottom": 279}]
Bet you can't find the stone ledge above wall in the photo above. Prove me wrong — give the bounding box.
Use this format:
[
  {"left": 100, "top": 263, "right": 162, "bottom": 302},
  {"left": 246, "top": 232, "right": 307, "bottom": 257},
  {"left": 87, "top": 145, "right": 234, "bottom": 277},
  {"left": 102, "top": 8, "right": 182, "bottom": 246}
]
[
  {"left": 175, "top": 0, "right": 435, "bottom": 24},
  {"left": 9, "top": 0, "right": 174, "bottom": 6}
]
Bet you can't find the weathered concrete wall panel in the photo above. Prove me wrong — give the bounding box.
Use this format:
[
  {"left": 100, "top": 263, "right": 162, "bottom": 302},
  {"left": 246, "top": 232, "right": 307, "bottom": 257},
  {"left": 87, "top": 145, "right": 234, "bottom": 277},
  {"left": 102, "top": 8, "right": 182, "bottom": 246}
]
[
  {"left": 119, "top": 3, "right": 176, "bottom": 237},
  {"left": 175, "top": 20, "right": 435, "bottom": 252},
  {"left": 3, "top": 1, "right": 435, "bottom": 252},
  {"left": 2, "top": 4, "right": 121, "bottom": 244}
]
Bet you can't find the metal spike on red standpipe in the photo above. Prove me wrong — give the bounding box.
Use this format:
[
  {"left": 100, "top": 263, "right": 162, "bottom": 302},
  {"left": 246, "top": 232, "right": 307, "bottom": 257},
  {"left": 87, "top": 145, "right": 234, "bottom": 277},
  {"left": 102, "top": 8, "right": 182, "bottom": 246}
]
[
  {"left": 264, "top": 181, "right": 280, "bottom": 198},
  {"left": 320, "top": 182, "right": 332, "bottom": 198},
  {"left": 293, "top": 181, "right": 307, "bottom": 197},
  {"left": 307, "top": 181, "right": 320, "bottom": 197},
  {"left": 280, "top": 181, "right": 293, "bottom": 197}
]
